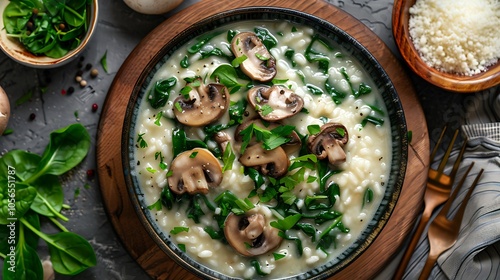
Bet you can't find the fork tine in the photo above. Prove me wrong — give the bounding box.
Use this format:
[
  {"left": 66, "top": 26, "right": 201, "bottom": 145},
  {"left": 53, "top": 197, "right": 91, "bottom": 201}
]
[
  {"left": 437, "top": 129, "right": 459, "bottom": 174},
  {"left": 448, "top": 139, "right": 468, "bottom": 180},
  {"left": 439, "top": 162, "right": 474, "bottom": 217},
  {"left": 430, "top": 125, "right": 448, "bottom": 162},
  {"left": 450, "top": 168, "right": 484, "bottom": 224}
]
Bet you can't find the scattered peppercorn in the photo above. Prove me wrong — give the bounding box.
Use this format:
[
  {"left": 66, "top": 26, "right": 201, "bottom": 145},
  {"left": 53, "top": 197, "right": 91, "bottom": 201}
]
[
  {"left": 67, "top": 86, "right": 75, "bottom": 94},
  {"left": 29, "top": 113, "right": 36, "bottom": 120},
  {"left": 75, "top": 75, "right": 82, "bottom": 82},
  {"left": 92, "top": 103, "right": 98, "bottom": 112},
  {"left": 85, "top": 63, "right": 92, "bottom": 71},
  {"left": 86, "top": 169, "right": 95, "bottom": 178},
  {"left": 26, "top": 21, "right": 34, "bottom": 31},
  {"left": 80, "top": 80, "right": 87, "bottom": 87},
  {"left": 90, "top": 68, "right": 98, "bottom": 78}
]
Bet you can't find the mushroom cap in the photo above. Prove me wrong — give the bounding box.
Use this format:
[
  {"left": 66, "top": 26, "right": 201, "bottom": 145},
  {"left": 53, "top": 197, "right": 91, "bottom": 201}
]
[
  {"left": 0, "top": 87, "right": 10, "bottom": 135},
  {"left": 173, "top": 79, "right": 230, "bottom": 127},
  {"left": 239, "top": 143, "right": 289, "bottom": 178},
  {"left": 234, "top": 118, "right": 301, "bottom": 155},
  {"left": 167, "top": 148, "right": 223, "bottom": 195},
  {"left": 308, "top": 123, "right": 349, "bottom": 165},
  {"left": 247, "top": 85, "right": 304, "bottom": 121},
  {"left": 231, "top": 32, "right": 277, "bottom": 82},
  {"left": 224, "top": 212, "right": 283, "bottom": 256}
]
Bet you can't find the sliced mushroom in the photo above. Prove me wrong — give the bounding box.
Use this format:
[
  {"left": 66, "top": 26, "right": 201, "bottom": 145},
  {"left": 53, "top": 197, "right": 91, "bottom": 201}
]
[
  {"left": 224, "top": 212, "right": 283, "bottom": 256},
  {"left": 214, "top": 131, "right": 231, "bottom": 154},
  {"left": 239, "top": 144, "right": 289, "bottom": 178},
  {"left": 173, "top": 78, "right": 229, "bottom": 127},
  {"left": 234, "top": 118, "right": 301, "bottom": 155},
  {"left": 307, "top": 123, "right": 349, "bottom": 165},
  {"left": 231, "top": 32, "right": 277, "bottom": 82},
  {"left": 167, "top": 148, "right": 222, "bottom": 195},
  {"left": 248, "top": 85, "right": 304, "bottom": 121}
]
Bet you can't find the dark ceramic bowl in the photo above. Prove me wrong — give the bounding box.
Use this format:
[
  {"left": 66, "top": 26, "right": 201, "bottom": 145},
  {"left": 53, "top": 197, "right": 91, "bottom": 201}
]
[{"left": 122, "top": 7, "right": 408, "bottom": 280}]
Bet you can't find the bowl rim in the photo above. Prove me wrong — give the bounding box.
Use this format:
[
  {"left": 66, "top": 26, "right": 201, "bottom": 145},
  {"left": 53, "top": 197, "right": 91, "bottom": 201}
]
[
  {"left": 122, "top": 6, "right": 408, "bottom": 280},
  {"left": 0, "top": 0, "right": 98, "bottom": 68},
  {"left": 392, "top": 0, "right": 500, "bottom": 93}
]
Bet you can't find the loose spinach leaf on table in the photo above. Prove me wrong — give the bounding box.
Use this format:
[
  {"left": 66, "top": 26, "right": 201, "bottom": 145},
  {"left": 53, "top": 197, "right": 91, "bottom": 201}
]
[
  {"left": 0, "top": 150, "right": 41, "bottom": 181},
  {"left": 29, "top": 175, "right": 65, "bottom": 220},
  {"left": 20, "top": 218, "right": 96, "bottom": 276},
  {"left": 0, "top": 123, "right": 95, "bottom": 279},
  {"left": 26, "top": 123, "right": 90, "bottom": 183},
  {"left": 2, "top": 223, "right": 43, "bottom": 280},
  {"left": 0, "top": 182, "right": 37, "bottom": 224}
]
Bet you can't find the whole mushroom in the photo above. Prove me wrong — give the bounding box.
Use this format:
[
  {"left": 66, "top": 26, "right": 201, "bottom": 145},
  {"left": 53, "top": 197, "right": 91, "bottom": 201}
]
[
  {"left": 0, "top": 87, "right": 10, "bottom": 135},
  {"left": 122, "top": 0, "right": 184, "bottom": 15},
  {"left": 173, "top": 78, "right": 230, "bottom": 127},
  {"left": 167, "top": 148, "right": 223, "bottom": 195},
  {"left": 247, "top": 85, "right": 304, "bottom": 121},
  {"left": 308, "top": 123, "right": 349, "bottom": 165},
  {"left": 231, "top": 32, "right": 277, "bottom": 82},
  {"left": 224, "top": 212, "right": 283, "bottom": 256}
]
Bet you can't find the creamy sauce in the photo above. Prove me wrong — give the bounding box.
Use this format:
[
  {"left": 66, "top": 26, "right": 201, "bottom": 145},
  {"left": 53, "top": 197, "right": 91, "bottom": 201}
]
[{"left": 133, "top": 20, "right": 392, "bottom": 278}]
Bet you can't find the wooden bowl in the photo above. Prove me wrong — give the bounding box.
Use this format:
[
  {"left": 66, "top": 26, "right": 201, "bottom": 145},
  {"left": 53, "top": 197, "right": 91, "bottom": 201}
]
[
  {"left": 0, "top": 0, "right": 98, "bottom": 68},
  {"left": 392, "top": 0, "right": 500, "bottom": 93}
]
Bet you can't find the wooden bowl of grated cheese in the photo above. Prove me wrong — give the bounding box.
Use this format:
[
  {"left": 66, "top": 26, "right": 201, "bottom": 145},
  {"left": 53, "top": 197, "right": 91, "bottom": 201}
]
[{"left": 392, "top": 0, "right": 500, "bottom": 93}]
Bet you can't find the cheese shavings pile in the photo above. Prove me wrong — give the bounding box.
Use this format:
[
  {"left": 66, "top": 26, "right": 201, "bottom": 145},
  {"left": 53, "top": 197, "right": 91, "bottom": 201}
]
[{"left": 409, "top": 0, "right": 500, "bottom": 76}]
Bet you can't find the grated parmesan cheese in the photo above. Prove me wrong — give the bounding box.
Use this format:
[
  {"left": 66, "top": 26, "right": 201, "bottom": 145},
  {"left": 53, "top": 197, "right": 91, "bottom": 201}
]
[{"left": 409, "top": 0, "right": 500, "bottom": 76}]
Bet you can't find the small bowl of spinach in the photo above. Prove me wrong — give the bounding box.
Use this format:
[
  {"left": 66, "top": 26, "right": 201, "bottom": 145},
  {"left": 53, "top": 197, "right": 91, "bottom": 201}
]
[{"left": 0, "top": 0, "right": 98, "bottom": 68}]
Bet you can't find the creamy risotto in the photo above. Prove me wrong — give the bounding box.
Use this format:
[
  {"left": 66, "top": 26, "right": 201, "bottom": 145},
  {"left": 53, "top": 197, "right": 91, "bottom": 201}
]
[{"left": 133, "top": 20, "right": 392, "bottom": 278}]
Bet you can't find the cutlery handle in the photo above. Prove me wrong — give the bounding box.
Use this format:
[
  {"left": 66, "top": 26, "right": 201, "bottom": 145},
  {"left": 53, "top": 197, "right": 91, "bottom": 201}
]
[
  {"left": 418, "top": 253, "right": 438, "bottom": 280},
  {"left": 393, "top": 213, "right": 430, "bottom": 280}
]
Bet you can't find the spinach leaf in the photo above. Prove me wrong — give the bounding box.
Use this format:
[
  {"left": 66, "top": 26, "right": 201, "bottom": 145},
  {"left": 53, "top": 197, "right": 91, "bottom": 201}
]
[
  {"left": 362, "top": 187, "right": 374, "bottom": 209},
  {"left": 305, "top": 35, "right": 332, "bottom": 73},
  {"left": 0, "top": 150, "right": 41, "bottom": 181},
  {"left": 254, "top": 27, "right": 277, "bottom": 50},
  {"left": 26, "top": 123, "right": 90, "bottom": 183},
  {"left": 29, "top": 175, "right": 65, "bottom": 221},
  {"left": 2, "top": 224, "right": 43, "bottom": 280},
  {"left": 210, "top": 64, "right": 243, "bottom": 90},
  {"left": 0, "top": 182, "right": 37, "bottom": 224},
  {"left": 20, "top": 218, "right": 96, "bottom": 276},
  {"left": 47, "top": 232, "right": 97, "bottom": 275},
  {"left": 148, "top": 78, "right": 177, "bottom": 109}
]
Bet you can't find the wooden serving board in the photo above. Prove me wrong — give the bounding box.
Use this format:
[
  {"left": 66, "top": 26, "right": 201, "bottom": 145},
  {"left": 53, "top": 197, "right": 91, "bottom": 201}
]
[{"left": 96, "top": 0, "right": 430, "bottom": 279}]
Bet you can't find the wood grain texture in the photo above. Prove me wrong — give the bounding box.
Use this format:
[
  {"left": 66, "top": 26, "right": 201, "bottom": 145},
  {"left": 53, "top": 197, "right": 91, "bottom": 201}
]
[
  {"left": 96, "top": 0, "right": 430, "bottom": 279},
  {"left": 392, "top": 0, "right": 500, "bottom": 93}
]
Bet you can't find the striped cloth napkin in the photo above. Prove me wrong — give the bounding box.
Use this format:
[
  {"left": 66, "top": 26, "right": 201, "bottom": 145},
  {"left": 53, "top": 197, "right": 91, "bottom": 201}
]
[{"left": 400, "top": 88, "right": 500, "bottom": 280}]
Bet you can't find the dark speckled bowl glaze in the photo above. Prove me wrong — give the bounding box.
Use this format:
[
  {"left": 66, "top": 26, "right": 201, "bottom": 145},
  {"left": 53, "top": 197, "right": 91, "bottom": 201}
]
[{"left": 122, "top": 7, "right": 408, "bottom": 280}]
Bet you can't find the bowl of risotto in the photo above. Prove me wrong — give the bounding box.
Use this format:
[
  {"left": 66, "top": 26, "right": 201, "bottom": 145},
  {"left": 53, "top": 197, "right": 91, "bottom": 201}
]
[{"left": 122, "top": 7, "right": 408, "bottom": 279}]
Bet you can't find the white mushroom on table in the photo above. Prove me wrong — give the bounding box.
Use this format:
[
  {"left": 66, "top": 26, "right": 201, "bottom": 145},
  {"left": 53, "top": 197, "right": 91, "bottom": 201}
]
[{"left": 0, "top": 87, "right": 10, "bottom": 135}]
